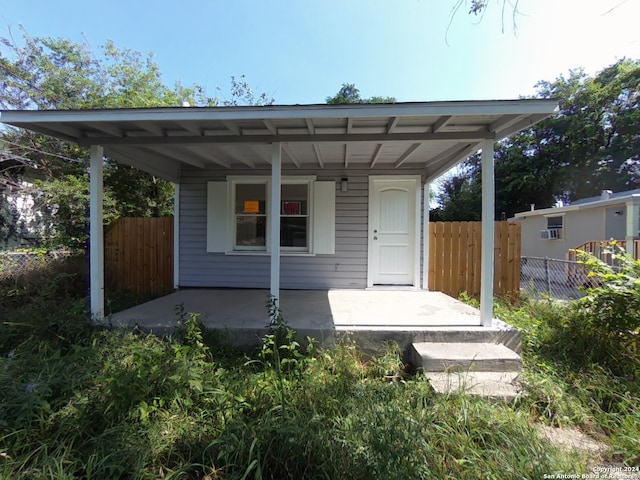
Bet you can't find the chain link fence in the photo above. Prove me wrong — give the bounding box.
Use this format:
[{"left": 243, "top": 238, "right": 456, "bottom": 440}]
[
  {"left": 520, "top": 256, "right": 600, "bottom": 300},
  {"left": 0, "top": 250, "right": 78, "bottom": 282}
]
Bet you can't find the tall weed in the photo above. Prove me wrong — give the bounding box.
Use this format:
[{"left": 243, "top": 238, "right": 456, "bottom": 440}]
[
  {"left": 0, "top": 291, "right": 599, "bottom": 478},
  {"left": 569, "top": 245, "right": 640, "bottom": 373},
  {"left": 493, "top": 256, "right": 640, "bottom": 466}
]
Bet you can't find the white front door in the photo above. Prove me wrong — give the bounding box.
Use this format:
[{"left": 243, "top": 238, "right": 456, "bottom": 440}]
[{"left": 368, "top": 176, "right": 420, "bottom": 286}]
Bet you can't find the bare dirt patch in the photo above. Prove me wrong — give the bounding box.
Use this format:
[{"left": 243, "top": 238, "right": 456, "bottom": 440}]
[
  {"left": 539, "top": 425, "right": 607, "bottom": 455},
  {"left": 539, "top": 426, "right": 635, "bottom": 479}
]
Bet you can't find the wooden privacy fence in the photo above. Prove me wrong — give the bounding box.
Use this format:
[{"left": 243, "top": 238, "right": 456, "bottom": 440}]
[
  {"left": 428, "top": 221, "right": 521, "bottom": 299},
  {"left": 104, "top": 217, "right": 173, "bottom": 295}
]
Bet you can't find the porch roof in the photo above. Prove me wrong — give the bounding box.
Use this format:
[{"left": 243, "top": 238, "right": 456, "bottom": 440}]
[{"left": 0, "top": 99, "right": 557, "bottom": 183}]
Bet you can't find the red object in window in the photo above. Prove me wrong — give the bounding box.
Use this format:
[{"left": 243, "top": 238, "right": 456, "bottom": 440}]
[{"left": 282, "top": 202, "right": 300, "bottom": 215}]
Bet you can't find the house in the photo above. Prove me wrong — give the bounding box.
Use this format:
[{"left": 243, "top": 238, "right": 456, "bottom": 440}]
[
  {"left": 513, "top": 189, "right": 640, "bottom": 260},
  {"left": 1, "top": 145, "right": 55, "bottom": 249},
  {"left": 0, "top": 100, "right": 557, "bottom": 328},
  {"left": 0, "top": 176, "right": 46, "bottom": 250}
]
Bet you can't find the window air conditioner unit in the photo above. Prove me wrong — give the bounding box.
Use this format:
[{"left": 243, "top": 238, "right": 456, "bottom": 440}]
[{"left": 540, "top": 229, "right": 562, "bottom": 240}]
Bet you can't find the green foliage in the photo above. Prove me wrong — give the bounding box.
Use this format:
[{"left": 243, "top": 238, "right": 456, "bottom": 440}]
[
  {"left": 6, "top": 259, "right": 640, "bottom": 476},
  {"left": 0, "top": 252, "right": 88, "bottom": 355},
  {"left": 1, "top": 286, "right": 592, "bottom": 478},
  {"left": 496, "top": 245, "right": 639, "bottom": 377},
  {"left": 31, "top": 175, "right": 90, "bottom": 249},
  {"left": 0, "top": 186, "right": 19, "bottom": 246},
  {"left": 574, "top": 243, "right": 640, "bottom": 333},
  {"left": 104, "top": 288, "right": 166, "bottom": 317},
  {"left": 326, "top": 83, "right": 396, "bottom": 104},
  {"left": 493, "top": 295, "right": 640, "bottom": 465},
  {"left": 569, "top": 244, "right": 640, "bottom": 369},
  {"left": 0, "top": 249, "right": 168, "bottom": 354},
  {"left": 260, "top": 295, "right": 316, "bottom": 372},
  {"left": 3, "top": 252, "right": 639, "bottom": 475},
  {"left": 432, "top": 157, "right": 482, "bottom": 221},
  {"left": 437, "top": 58, "right": 640, "bottom": 220},
  {"left": 0, "top": 27, "right": 272, "bottom": 248}
]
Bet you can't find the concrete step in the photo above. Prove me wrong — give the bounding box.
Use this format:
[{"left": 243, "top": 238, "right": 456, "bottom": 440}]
[
  {"left": 410, "top": 342, "right": 522, "bottom": 373},
  {"left": 410, "top": 342, "right": 523, "bottom": 399},
  {"left": 425, "top": 371, "right": 522, "bottom": 400}
]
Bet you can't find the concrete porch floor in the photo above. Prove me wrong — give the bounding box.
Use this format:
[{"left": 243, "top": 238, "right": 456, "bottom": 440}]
[{"left": 109, "top": 289, "right": 521, "bottom": 354}]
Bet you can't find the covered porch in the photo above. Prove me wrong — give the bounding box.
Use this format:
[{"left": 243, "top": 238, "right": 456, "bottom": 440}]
[
  {"left": 109, "top": 288, "right": 521, "bottom": 354},
  {"left": 0, "top": 100, "right": 558, "bottom": 333}
]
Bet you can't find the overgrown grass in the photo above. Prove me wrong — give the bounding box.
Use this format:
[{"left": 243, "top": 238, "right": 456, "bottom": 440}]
[
  {"left": 2, "top": 251, "right": 638, "bottom": 478},
  {"left": 494, "top": 296, "right": 640, "bottom": 466},
  {"left": 1, "top": 311, "right": 582, "bottom": 479},
  {"left": 466, "top": 245, "right": 640, "bottom": 467},
  {"left": 0, "top": 252, "right": 164, "bottom": 351}
]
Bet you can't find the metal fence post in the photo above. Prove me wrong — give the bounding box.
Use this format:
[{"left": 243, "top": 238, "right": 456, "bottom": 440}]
[
  {"left": 521, "top": 256, "right": 585, "bottom": 301},
  {"left": 544, "top": 256, "right": 551, "bottom": 295}
]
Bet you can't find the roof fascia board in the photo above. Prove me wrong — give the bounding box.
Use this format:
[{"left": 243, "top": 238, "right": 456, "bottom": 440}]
[
  {"left": 0, "top": 99, "right": 558, "bottom": 125},
  {"left": 514, "top": 194, "right": 640, "bottom": 218}
]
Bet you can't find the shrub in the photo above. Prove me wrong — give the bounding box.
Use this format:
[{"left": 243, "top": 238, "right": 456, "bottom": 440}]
[
  {"left": 568, "top": 245, "right": 640, "bottom": 374},
  {"left": 0, "top": 293, "right": 604, "bottom": 477},
  {"left": 0, "top": 251, "right": 86, "bottom": 312},
  {"left": 0, "top": 251, "right": 90, "bottom": 356}
]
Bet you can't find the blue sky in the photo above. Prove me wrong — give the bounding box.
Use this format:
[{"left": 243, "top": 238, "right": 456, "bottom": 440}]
[{"left": 1, "top": 0, "right": 639, "bottom": 105}]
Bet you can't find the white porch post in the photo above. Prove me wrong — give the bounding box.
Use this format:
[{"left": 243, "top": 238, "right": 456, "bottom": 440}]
[
  {"left": 173, "top": 183, "right": 180, "bottom": 289},
  {"left": 422, "top": 182, "right": 430, "bottom": 290},
  {"left": 89, "top": 145, "right": 105, "bottom": 321},
  {"left": 626, "top": 201, "right": 639, "bottom": 257},
  {"left": 270, "top": 143, "right": 282, "bottom": 302},
  {"left": 480, "top": 139, "right": 495, "bottom": 327}
]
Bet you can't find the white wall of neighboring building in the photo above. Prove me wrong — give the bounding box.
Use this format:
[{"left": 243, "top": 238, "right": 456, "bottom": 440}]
[
  {"left": 516, "top": 197, "right": 637, "bottom": 261},
  {"left": 1, "top": 180, "right": 44, "bottom": 250},
  {"left": 604, "top": 206, "right": 627, "bottom": 239}
]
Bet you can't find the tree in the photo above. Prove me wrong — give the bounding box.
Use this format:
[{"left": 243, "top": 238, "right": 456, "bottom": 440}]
[
  {"left": 436, "top": 59, "right": 640, "bottom": 220},
  {"left": 432, "top": 155, "right": 482, "bottom": 221},
  {"left": 533, "top": 60, "right": 640, "bottom": 202},
  {"left": 326, "top": 83, "right": 396, "bottom": 104},
  {"left": 0, "top": 28, "right": 273, "bottom": 248}
]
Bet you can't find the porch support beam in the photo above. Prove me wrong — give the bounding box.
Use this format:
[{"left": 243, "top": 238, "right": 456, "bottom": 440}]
[
  {"left": 173, "top": 183, "right": 180, "bottom": 289},
  {"left": 626, "top": 201, "right": 639, "bottom": 256},
  {"left": 77, "top": 130, "right": 494, "bottom": 146},
  {"left": 312, "top": 144, "right": 324, "bottom": 168},
  {"left": 422, "top": 182, "right": 430, "bottom": 290},
  {"left": 424, "top": 142, "right": 481, "bottom": 183},
  {"left": 282, "top": 143, "right": 300, "bottom": 168},
  {"left": 480, "top": 139, "right": 494, "bottom": 327},
  {"left": 89, "top": 145, "right": 105, "bottom": 322},
  {"left": 369, "top": 143, "right": 383, "bottom": 168},
  {"left": 270, "top": 143, "right": 282, "bottom": 304},
  {"left": 394, "top": 143, "right": 421, "bottom": 168}
]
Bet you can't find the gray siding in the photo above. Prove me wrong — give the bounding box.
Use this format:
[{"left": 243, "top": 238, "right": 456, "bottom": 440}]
[{"left": 178, "top": 164, "right": 425, "bottom": 289}]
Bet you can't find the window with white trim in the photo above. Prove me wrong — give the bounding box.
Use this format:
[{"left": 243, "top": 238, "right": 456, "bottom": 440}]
[
  {"left": 546, "top": 216, "right": 563, "bottom": 231},
  {"left": 207, "top": 176, "right": 335, "bottom": 255},
  {"left": 540, "top": 215, "right": 564, "bottom": 240},
  {"left": 280, "top": 183, "right": 309, "bottom": 250},
  {"left": 235, "top": 182, "right": 267, "bottom": 249}
]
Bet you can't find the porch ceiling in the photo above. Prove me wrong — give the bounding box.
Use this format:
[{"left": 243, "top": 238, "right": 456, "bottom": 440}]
[{"left": 0, "top": 100, "right": 557, "bottom": 182}]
